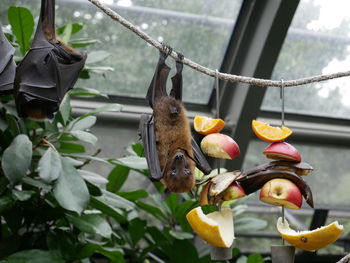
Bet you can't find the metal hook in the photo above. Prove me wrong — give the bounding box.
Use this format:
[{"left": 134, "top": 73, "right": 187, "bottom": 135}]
[
  {"left": 215, "top": 69, "right": 221, "bottom": 177},
  {"left": 215, "top": 69, "right": 220, "bottom": 119},
  {"left": 280, "top": 79, "right": 285, "bottom": 127}
]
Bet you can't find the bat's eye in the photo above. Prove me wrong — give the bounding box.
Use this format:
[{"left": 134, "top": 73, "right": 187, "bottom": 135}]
[
  {"left": 184, "top": 169, "right": 191, "bottom": 175},
  {"left": 170, "top": 171, "right": 176, "bottom": 176}
]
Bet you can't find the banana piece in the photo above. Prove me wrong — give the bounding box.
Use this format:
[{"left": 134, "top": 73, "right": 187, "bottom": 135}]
[{"left": 237, "top": 169, "right": 314, "bottom": 208}]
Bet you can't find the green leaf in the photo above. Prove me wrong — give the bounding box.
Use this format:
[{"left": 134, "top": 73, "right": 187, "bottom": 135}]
[
  {"left": 78, "top": 104, "right": 122, "bottom": 120},
  {"left": 166, "top": 240, "right": 198, "bottom": 263},
  {"left": 5, "top": 114, "right": 20, "bottom": 136},
  {"left": 69, "top": 38, "right": 99, "bottom": 48},
  {"left": 22, "top": 177, "right": 51, "bottom": 191},
  {"left": 66, "top": 213, "right": 112, "bottom": 238},
  {"left": 69, "top": 130, "right": 97, "bottom": 145},
  {"left": 107, "top": 165, "right": 130, "bottom": 193},
  {"left": 57, "top": 23, "right": 83, "bottom": 35},
  {"left": 111, "top": 156, "right": 148, "bottom": 170},
  {"left": 237, "top": 255, "right": 248, "bottom": 263},
  {"left": 90, "top": 196, "right": 126, "bottom": 223},
  {"left": 58, "top": 142, "right": 85, "bottom": 154},
  {"left": 78, "top": 169, "right": 108, "bottom": 188},
  {"left": 61, "top": 22, "right": 72, "bottom": 43},
  {"left": 86, "top": 51, "right": 110, "bottom": 64},
  {"left": 53, "top": 157, "right": 89, "bottom": 213},
  {"left": 59, "top": 95, "right": 71, "bottom": 125},
  {"left": 12, "top": 189, "right": 35, "bottom": 201},
  {"left": 3, "top": 249, "right": 65, "bottom": 263},
  {"left": 135, "top": 201, "right": 166, "bottom": 220},
  {"left": 85, "top": 180, "right": 102, "bottom": 196},
  {"left": 85, "top": 66, "right": 114, "bottom": 74},
  {"left": 165, "top": 193, "right": 179, "bottom": 214},
  {"left": 98, "top": 189, "right": 135, "bottom": 211},
  {"left": 247, "top": 254, "right": 265, "bottom": 263},
  {"left": 0, "top": 196, "right": 14, "bottom": 213},
  {"left": 70, "top": 116, "right": 96, "bottom": 131},
  {"left": 38, "top": 147, "right": 62, "bottom": 183},
  {"left": 128, "top": 218, "right": 146, "bottom": 245},
  {"left": 2, "top": 134, "right": 32, "bottom": 183},
  {"left": 69, "top": 87, "right": 108, "bottom": 98},
  {"left": 0, "top": 177, "right": 9, "bottom": 195},
  {"left": 8, "top": 7, "right": 34, "bottom": 55},
  {"left": 169, "top": 230, "right": 193, "bottom": 240},
  {"left": 235, "top": 217, "right": 267, "bottom": 232},
  {"left": 118, "top": 190, "right": 148, "bottom": 201},
  {"left": 47, "top": 230, "right": 79, "bottom": 260}
]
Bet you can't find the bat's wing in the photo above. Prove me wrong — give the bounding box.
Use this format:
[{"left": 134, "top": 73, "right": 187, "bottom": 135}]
[
  {"left": 191, "top": 138, "right": 212, "bottom": 174},
  {"left": 139, "top": 114, "right": 163, "bottom": 180},
  {"left": 0, "top": 26, "right": 16, "bottom": 95},
  {"left": 14, "top": 0, "right": 87, "bottom": 119},
  {"left": 146, "top": 50, "right": 170, "bottom": 108},
  {"left": 170, "top": 59, "right": 183, "bottom": 101}
]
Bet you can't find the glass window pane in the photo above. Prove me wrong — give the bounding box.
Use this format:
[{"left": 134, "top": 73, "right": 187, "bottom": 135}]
[
  {"left": 0, "top": 0, "right": 242, "bottom": 104},
  {"left": 262, "top": 0, "right": 350, "bottom": 118},
  {"left": 243, "top": 139, "right": 350, "bottom": 207}
]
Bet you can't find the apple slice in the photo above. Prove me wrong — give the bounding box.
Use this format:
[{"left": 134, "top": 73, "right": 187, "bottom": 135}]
[
  {"left": 201, "top": 133, "right": 240, "bottom": 160},
  {"left": 263, "top": 142, "right": 301, "bottom": 162},
  {"left": 222, "top": 182, "right": 246, "bottom": 201},
  {"left": 259, "top": 178, "right": 302, "bottom": 209}
]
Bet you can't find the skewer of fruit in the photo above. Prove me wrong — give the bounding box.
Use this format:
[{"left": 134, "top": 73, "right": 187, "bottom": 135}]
[{"left": 251, "top": 119, "right": 343, "bottom": 251}]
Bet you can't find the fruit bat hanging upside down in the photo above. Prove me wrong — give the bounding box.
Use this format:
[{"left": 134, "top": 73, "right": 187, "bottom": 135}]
[
  {"left": 14, "top": 0, "right": 87, "bottom": 121},
  {"left": 139, "top": 48, "right": 212, "bottom": 193}
]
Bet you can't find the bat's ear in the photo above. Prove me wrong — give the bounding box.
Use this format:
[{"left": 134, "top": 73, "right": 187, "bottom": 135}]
[{"left": 170, "top": 53, "right": 184, "bottom": 101}]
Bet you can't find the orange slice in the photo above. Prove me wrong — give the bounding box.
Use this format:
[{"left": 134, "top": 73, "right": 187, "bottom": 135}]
[
  {"left": 252, "top": 120, "right": 292, "bottom": 142},
  {"left": 194, "top": 116, "right": 225, "bottom": 135},
  {"left": 277, "top": 217, "right": 343, "bottom": 251},
  {"left": 186, "top": 207, "right": 234, "bottom": 248}
]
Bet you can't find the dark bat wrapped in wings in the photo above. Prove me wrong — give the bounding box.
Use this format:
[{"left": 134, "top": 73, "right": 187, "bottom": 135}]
[
  {"left": 0, "top": 25, "right": 16, "bottom": 95},
  {"left": 14, "top": 0, "right": 87, "bottom": 120},
  {"left": 139, "top": 49, "right": 212, "bottom": 193}
]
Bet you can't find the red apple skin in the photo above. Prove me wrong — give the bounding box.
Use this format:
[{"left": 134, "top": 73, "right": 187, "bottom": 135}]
[
  {"left": 263, "top": 142, "right": 301, "bottom": 162},
  {"left": 222, "top": 182, "right": 246, "bottom": 201},
  {"left": 200, "top": 133, "right": 240, "bottom": 160},
  {"left": 259, "top": 178, "right": 302, "bottom": 209}
]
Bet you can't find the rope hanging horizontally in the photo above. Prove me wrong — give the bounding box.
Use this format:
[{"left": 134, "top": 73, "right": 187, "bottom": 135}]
[{"left": 88, "top": 0, "right": 350, "bottom": 88}]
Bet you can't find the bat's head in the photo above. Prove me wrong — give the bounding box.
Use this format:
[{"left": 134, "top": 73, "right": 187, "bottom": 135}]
[{"left": 164, "top": 151, "right": 195, "bottom": 193}]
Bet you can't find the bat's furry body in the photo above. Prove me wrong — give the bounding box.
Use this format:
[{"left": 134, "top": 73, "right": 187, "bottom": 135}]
[
  {"left": 139, "top": 50, "right": 211, "bottom": 193},
  {"left": 14, "top": 0, "right": 86, "bottom": 121},
  {"left": 153, "top": 96, "right": 195, "bottom": 193}
]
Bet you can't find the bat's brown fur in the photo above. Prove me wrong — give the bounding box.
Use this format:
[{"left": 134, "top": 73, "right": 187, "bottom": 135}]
[{"left": 153, "top": 96, "right": 195, "bottom": 193}]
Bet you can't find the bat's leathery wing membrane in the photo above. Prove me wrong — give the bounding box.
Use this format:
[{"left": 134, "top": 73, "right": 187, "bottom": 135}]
[
  {"left": 15, "top": 0, "right": 87, "bottom": 119},
  {"left": 0, "top": 25, "right": 16, "bottom": 95}
]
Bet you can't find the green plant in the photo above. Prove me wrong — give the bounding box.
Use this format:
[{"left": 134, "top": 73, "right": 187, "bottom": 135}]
[{"left": 0, "top": 5, "right": 268, "bottom": 263}]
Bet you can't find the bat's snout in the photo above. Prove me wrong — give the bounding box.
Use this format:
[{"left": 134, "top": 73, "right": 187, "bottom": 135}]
[{"left": 174, "top": 152, "right": 184, "bottom": 160}]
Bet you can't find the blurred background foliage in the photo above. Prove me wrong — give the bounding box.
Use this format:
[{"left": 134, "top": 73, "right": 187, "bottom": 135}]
[{"left": 0, "top": 3, "right": 268, "bottom": 263}]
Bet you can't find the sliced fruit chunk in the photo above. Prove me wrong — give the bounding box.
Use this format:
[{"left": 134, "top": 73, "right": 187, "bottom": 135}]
[
  {"left": 263, "top": 142, "right": 301, "bottom": 162},
  {"left": 252, "top": 120, "right": 292, "bottom": 143},
  {"left": 200, "top": 133, "right": 240, "bottom": 160},
  {"left": 222, "top": 182, "right": 246, "bottom": 201},
  {"left": 259, "top": 178, "right": 302, "bottom": 209},
  {"left": 186, "top": 207, "right": 234, "bottom": 248},
  {"left": 199, "top": 181, "right": 212, "bottom": 205},
  {"left": 277, "top": 217, "right": 343, "bottom": 251},
  {"left": 194, "top": 115, "right": 225, "bottom": 135}
]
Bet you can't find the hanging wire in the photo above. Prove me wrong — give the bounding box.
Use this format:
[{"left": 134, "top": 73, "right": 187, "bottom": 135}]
[
  {"left": 215, "top": 69, "right": 220, "bottom": 176},
  {"left": 280, "top": 78, "right": 286, "bottom": 245},
  {"left": 280, "top": 79, "right": 285, "bottom": 126},
  {"left": 89, "top": 0, "right": 350, "bottom": 88}
]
